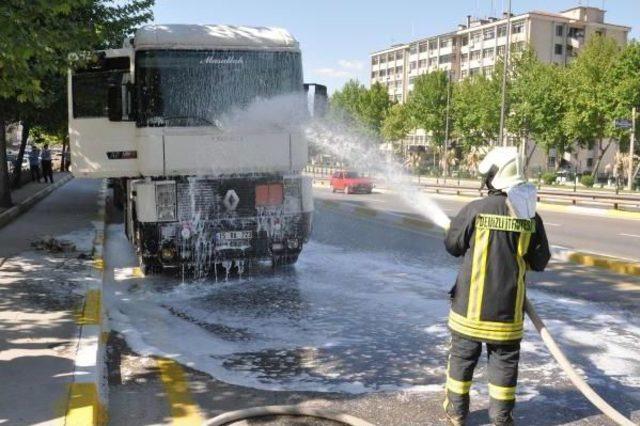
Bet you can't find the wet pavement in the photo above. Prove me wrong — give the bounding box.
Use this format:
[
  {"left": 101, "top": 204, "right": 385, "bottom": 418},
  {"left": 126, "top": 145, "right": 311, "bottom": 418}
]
[{"left": 104, "top": 199, "right": 640, "bottom": 425}]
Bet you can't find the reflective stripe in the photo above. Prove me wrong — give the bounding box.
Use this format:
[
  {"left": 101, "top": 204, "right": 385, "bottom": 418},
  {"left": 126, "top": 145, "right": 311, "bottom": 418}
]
[
  {"left": 449, "top": 312, "right": 523, "bottom": 342},
  {"left": 447, "top": 375, "right": 472, "bottom": 395},
  {"left": 449, "top": 310, "right": 522, "bottom": 331},
  {"left": 476, "top": 214, "right": 535, "bottom": 233},
  {"left": 467, "top": 228, "right": 490, "bottom": 320},
  {"left": 489, "top": 383, "right": 517, "bottom": 401},
  {"left": 514, "top": 232, "right": 531, "bottom": 323}
]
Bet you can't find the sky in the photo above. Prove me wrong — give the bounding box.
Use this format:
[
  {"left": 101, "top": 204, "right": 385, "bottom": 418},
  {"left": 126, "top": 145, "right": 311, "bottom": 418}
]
[{"left": 152, "top": 0, "right": 639, "bottom": 93}]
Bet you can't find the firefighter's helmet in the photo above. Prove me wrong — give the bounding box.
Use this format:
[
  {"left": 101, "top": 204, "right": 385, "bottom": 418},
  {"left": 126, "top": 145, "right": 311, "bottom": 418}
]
[{"left": 478, "top": 147, "right": 525, "bottom": 190}]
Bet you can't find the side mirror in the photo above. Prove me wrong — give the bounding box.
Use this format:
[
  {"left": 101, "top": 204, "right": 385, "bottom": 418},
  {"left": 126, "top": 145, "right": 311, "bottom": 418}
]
[
  {"left": 304, "top": 83, "right": 328, "bottom": 118},
  {"left": 107, "top": 84, "right": 123, "bottom": 122}
]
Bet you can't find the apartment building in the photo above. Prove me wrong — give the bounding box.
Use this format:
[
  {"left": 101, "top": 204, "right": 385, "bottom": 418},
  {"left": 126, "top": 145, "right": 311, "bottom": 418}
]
[{"left": 370, "top": 6, "right": 630, "bottom": 175}]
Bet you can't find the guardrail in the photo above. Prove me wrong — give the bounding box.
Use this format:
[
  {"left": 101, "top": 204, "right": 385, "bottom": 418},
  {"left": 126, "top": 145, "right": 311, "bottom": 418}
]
[{"left": 305, "top": 166, "right": 640, "bottom": 211}]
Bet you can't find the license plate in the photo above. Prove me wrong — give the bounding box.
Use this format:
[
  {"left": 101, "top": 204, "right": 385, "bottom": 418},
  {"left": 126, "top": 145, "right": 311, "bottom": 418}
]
[{"left": 215, "top": 231, "right": 253, "bottom": 250}]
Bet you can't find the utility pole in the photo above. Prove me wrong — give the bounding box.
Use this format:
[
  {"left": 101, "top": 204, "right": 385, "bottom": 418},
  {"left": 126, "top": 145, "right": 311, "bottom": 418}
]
[
  {"left": 444, "top": 69, "right": 452, "bottom": 179},
  {"left": 628, "top": 106, "right": 636, "bottom": 191},
  {"left": 498, "top": 0, "right": 512, "bottom": 147}
]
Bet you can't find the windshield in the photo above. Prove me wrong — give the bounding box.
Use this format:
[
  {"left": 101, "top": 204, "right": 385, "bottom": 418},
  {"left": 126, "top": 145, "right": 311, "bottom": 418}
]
[
  {"left": 135, "top": 50, "right": 303, "bottom": 127},
  {"left": 345, "top": 172, "right": 360, "bottom": 179}
]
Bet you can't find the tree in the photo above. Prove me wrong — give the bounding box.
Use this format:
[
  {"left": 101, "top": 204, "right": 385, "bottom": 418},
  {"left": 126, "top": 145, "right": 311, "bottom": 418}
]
[
  {"left": 406, "top": 71, "right": 450, "bottom": 168},
  {"left": 453, "top": 74, "right": 500, "bottom": 151},
  {"left": 610, "top": 41, "right": 640, "bottom": 184},
  {"left": 507, "top": 49, "right": 570, "bottom": 171},
  {"left": 382, "top": 103, "right": 411, "bottom": 143},
  {"left": 330, "top": 80, "right": 392, "bottom": 139},
  {"left": 564, "top": 35, "right": 621, "bottom": 177},
  {"left": 0, "top": 0, "right": 154, "bottom": 204}
]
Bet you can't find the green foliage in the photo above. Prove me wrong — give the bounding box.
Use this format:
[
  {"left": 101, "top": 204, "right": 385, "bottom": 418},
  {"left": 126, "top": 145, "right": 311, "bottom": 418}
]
[
  {"left": 381, "top": 103, "right": 411, "bottom": 142},
  {"left": 564, "top": 35, "right": 621, "bottom": 146},
  {"left": 406, "top": 71, "right": 449, "bottom": 147},
  {"left": 580, "top": 174, "right": 595, "bottom": 187},
  {"left": 330, "top": 80, "right": 392, "bottom": 138},
  {"left": 541, "top": 172, "right": 556, "bottom": 185},
  {"left": 452, "top": 74, "right": 500, "bottom": 148}
]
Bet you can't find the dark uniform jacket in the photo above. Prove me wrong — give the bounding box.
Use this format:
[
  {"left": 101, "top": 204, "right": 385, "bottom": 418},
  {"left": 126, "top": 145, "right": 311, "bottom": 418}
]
[{"left": 444, "top": 191, "right": 550, "bottom": 344}]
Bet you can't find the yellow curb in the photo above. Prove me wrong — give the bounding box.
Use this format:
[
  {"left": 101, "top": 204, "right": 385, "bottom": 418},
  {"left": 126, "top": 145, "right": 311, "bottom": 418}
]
[
  {"left": 64, "top": 383, "right": 106, "bottom": 426},
  {"left": 93, "top": 257, "right": 104, "bottom": 270},
  {"left": 568, "top": 252, "right": 640, "bottom": 276},
  {"left": 76, "top": 290, "right": 102, "bottom": 325},
  {"left": 156, "top": 358, "right": 204, "bottom": 426}
]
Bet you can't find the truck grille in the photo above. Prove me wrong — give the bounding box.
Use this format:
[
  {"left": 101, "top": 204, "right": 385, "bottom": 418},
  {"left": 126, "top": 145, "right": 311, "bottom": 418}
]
[{"left": 176, "top": 178, "right": 257, "bottom": 222}]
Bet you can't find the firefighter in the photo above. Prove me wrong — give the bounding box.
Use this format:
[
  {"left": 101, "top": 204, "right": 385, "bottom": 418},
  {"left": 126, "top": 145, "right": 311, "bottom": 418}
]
[{"left": 442, "top": 147, "right": 551, "bottom": 426}]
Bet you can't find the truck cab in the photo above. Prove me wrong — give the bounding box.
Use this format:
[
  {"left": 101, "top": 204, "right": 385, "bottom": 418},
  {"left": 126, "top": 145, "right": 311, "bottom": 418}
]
[{"left": 69, "top": 25, "right": 325, "bottom": 275}]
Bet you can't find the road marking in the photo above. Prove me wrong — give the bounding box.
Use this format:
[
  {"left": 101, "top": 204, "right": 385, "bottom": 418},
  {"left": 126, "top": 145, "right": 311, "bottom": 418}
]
[
  {"left": 619, "top": 233, "right": 640, "bottom": 238},
  {"left": 76, "top": 289, "right": 102, "bottom": 325},
  {"left": 156, "top": 358, "right": 204, "bottom": 426},
  {"left": 544, "top": 222, "right": 560, "bottom": 227},
  {"left": 65, "top": 382, "right": 105, "bottom": 426}
]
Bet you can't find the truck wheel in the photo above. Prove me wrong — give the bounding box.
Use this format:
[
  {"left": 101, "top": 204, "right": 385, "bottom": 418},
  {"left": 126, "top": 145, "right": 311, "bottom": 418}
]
[{"left": 331, "top": 186, "right": 336, "bottom": 193}]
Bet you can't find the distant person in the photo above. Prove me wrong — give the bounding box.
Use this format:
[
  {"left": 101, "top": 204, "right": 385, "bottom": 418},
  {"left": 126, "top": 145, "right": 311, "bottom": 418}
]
[
  {"left": 63, "top": 149, "right": 71, "bottom": 171},
  {"left": 28, "top": 145, "right": 41, "bottom": 182},
  {"left": 442, "top": 147, "right": 550, "bottom": 426},
  {"left": 41, "top": 143, "right": 54, "bottom": 183}
]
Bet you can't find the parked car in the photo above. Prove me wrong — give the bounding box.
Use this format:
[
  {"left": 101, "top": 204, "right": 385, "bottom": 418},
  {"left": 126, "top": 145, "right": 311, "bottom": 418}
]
[{"left": 330, "top": 170, "right": 374, "bottom": 194}]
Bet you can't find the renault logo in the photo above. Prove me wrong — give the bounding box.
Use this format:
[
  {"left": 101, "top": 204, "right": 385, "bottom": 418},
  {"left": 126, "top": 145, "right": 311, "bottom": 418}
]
[{"left": 223, "top": 190, "right": 240, "bottom": 211}]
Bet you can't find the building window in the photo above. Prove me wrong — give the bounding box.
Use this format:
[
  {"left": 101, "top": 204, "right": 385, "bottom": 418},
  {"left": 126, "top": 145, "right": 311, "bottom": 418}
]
[
  {"left": 410, "top": 44, "right": 418, "bottom": 54},
  {"left": 409, "top": 76, "right": 416, "bottom": 85},
  {"left": 461, "top": 53, "right": 469, "bottom": 62},
  {"left": 461, "top": 35, "right": 469, "bottom": 46},
  {"left": 513, "top": 41, "right": 525, "bottom": 52},
  {"left": 371, "top": 56, "right": 378, "bottom": 65},
  {"left": 469, "top": 67, "right": 480, "bottom": 76},
  {"left": 461, "top": 69, "right": 468, "bottom": 78},
  {"left": 497, "top": 45, "right": 506, "bottom": 56},
  {"left": 483, "top": 48, "right": 494, "bottom": 59},
  {"left": 440, "top": 54, "right": 451, "bottom": 64},
  {"left": 471, "top": 31, "right": 482, "bottom": 44},
  {"left": 483, "top": 66, "right": 494, "bottom": 76},
  {"left": 548, "top": 157, "right": 556, "bottom": 168},
  {"left": 484, "top": 28, "right": 495, "bottom": 40},
  {"left": 419, "top": 42, "right": 428, "bottom": 53},
  {"left": 586, "top": 158, "right": 594, "bottom": 168},
  {"left": 512, "top": 21, "right": 524, "bottom": 34},
  {"left": 429, "top": 40, "right": 438, "bottom": 50},
  {"left": 371, "top": 71, "right": 377, "bottom": 78},
  {"left": 395, "top": 52, "right": 404, "bottom": 60},
  {"left": 568, "top": 27, "right": 584, "bottom": 38},
  {"left": 428, "top": 57, "right": 437, "bottom": 66},
  {"left": 554, "top": 44, "right": 563, "bottom": 55},
  {"left": 418, "top": 59, "right": 427, "bottom": 68},
  {"left": 470, "top": 50, "right": 481, "bottom": 61},
  {"left": 440, "top": 38, "right": 452, "bottom": 48},
  {"left": 379, "top": 69, "right": 386, "bottom": 77},
  {"left": 410, "top": 61, "right": 417, "bottom": 70},
  {"left": 556, "top": 25, "right": 564, "bottom": 37},
  {"left": 497, "top": 25, "right": 507, "bottom": 37}
]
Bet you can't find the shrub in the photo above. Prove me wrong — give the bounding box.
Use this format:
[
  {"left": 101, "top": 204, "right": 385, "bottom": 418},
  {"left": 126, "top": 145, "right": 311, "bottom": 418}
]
[
  {"left": 541, "top": 172, "right": 556, "bottom": 185},
  {"left": 580, "top": 175, "right": 595, "bottom": 188}
]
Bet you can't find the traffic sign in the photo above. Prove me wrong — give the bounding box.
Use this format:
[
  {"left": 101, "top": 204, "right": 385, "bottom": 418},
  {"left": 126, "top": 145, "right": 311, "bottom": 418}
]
[{"left": 614, "top": 118, "right": 633, "bottom": 129}]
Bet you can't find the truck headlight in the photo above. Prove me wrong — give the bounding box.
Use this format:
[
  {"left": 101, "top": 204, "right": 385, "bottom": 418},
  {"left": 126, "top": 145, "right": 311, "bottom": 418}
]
[{"left": 156, "top": 182, "right": 177, "bottom": 222}]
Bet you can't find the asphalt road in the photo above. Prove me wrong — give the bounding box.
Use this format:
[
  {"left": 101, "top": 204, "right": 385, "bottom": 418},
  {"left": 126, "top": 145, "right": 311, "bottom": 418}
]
[
  {"left": 104, "top": 189, "right": 640, "bottom": 425},
  {"left": 313, "top": 185, "right": 640, "bottom": 262}
]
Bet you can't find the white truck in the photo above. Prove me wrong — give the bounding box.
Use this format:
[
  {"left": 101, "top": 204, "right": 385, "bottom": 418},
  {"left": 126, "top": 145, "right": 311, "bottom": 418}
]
[{"left": 68, "top": 25, "right": 326, "bottom": 274}]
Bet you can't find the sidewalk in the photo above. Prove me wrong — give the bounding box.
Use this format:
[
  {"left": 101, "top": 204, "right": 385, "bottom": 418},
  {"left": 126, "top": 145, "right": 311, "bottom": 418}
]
[
  {"left": 0, "top": 171, "right": 71, "bottom": 215},
  {"left": 0, "top": 178, "right": 102, "bottom": 425}
]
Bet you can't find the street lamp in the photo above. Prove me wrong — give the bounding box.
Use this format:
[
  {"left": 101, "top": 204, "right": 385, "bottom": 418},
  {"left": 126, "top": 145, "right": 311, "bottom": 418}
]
[{"left": 498, "top": 0, "right": 512, "bottom": 147}]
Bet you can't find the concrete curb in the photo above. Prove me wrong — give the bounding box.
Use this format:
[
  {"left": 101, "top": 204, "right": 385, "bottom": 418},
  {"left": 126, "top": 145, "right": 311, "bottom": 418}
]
[
  {"left": 65, "top": 179, "right": 108, "bottom": 426},
  {"left": 317, "top": 198, "right": 640, "bottom": 277},
  {"left": 311, "top": 178, "right": 640, "bottom": 221},
  {"left": 0, "top": 174, "right": 74, "bottom": 229}
]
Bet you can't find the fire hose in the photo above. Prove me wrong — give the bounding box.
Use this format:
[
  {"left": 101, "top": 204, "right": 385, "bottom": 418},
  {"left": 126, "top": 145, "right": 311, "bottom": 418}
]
[{"left": 206, "top": 405, "right": 375, "bottom": 426}]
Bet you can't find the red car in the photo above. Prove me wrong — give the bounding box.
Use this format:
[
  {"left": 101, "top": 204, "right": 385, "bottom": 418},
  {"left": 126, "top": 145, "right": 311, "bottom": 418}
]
[{"left": 330, "top": 171, "right": 374, "bottom": 194}]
